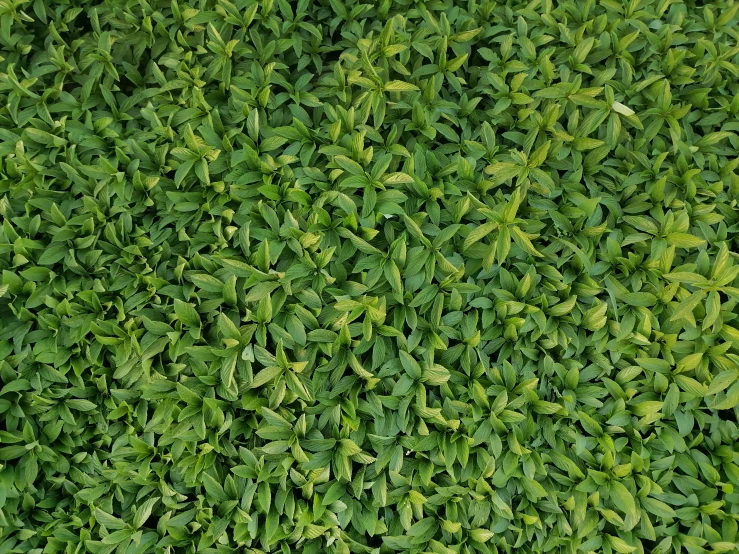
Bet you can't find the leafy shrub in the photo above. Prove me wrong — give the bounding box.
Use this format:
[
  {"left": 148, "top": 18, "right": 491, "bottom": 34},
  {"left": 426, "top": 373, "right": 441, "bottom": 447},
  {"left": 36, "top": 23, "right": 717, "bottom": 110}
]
[{"left": 1, "top": 0, "right": 739, "bottom": 553}]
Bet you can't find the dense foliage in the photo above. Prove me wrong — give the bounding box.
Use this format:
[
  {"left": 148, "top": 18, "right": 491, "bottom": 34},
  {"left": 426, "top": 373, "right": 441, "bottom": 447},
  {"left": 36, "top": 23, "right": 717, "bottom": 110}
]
[{"left": 1, "top": 0, "right": 739, "bottom": 552}]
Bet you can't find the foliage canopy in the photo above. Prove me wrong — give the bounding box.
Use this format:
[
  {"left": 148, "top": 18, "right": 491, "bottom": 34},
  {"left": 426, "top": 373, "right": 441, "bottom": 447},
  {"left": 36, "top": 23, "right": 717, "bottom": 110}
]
[{"left": 1, "top": 0, "right": 739, "bottom": 553}]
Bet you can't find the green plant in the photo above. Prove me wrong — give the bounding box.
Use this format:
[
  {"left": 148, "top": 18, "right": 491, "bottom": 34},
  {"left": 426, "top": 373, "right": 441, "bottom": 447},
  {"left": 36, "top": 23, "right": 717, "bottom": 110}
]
[{"left": 0, "top": 0, "right": 739, "bottom": 553}]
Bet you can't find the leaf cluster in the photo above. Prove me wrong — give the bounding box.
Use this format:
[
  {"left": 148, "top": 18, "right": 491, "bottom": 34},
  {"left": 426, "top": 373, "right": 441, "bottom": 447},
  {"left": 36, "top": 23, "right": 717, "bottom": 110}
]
[{"left": 1, "top": 0, "right": 739, "bottom": 553}]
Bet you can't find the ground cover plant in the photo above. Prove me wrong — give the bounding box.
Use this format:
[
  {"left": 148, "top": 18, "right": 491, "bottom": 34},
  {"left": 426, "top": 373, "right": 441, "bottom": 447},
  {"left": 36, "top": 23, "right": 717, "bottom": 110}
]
[{"left": 1, "top": 0, "right": 739, "bottom": 552}]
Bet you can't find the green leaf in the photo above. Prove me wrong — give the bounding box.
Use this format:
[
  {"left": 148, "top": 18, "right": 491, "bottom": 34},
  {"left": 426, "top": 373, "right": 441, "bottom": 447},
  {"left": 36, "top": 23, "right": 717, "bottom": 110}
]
[
  {"left": 666, "top": 233, "right": 706, "bottom": 248},
  {"left": 174, "top": 299, "right": 201, "bottom": 328},
  {"left": 609, "top": 481, "right": 637, "bottom": 519},
  {"left": 641, "top": 497, "right": 676, "bottom": 519},
  {"left": 611, "top": 101, "right": 635, "bottom": 116},
  {"left": 384, "top": 80, "right": 419, "bottom": 92},
  {"left": 485, "top": 162, "right": 521, "bottom": 184},
  {"left": 464, "top": 222, "right": 497, "bottom": 249},
  {"left": 94, "top": 509, "right": 127, "bottom": 530},
  {"left": 133, "top": 498, "right": 158, "bottom": 529},
  {"left": 249, "top": 366, "right": 282, "bottom": 389},
  {"left": 399, "top": 351, "right": 423, "bottom": 380}
]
